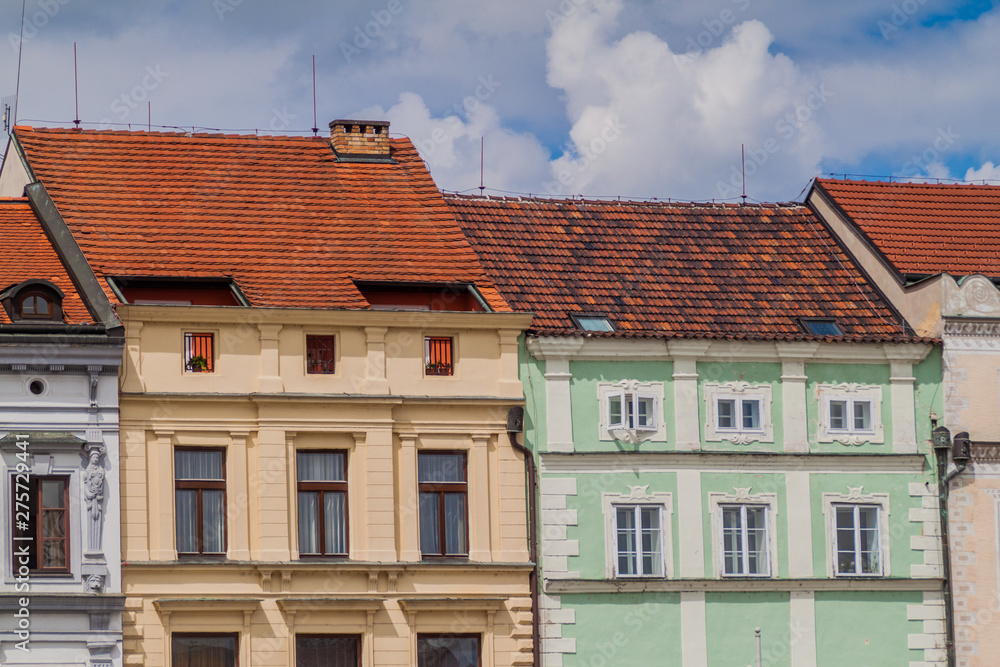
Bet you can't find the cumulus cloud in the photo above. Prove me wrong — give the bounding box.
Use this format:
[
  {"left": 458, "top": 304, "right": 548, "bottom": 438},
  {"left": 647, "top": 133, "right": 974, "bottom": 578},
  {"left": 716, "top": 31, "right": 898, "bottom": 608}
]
[
  {"left": 542, "top": 1, "right": 828, "bottom": 201},
  {"left": 356, "top": 92, "right": 552, "bottom": 194}
]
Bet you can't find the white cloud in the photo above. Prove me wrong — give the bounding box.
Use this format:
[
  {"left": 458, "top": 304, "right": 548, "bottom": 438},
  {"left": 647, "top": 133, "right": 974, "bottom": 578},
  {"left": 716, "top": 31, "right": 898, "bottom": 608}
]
[
  {"left": 965, "top": 162, "right": 1000, "bottom": 184},
  {"left": 543, "top": 1, "right": 827, "bottom": 201},
  {"left": 356, "top": 92, "right": 552, "bottom": 194}
]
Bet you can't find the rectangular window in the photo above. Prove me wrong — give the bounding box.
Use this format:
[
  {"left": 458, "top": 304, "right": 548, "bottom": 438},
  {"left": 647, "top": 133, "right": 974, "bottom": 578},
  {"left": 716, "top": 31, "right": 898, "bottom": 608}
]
[
  {"left": 417, "top": 635, "right": 480, "bottom": 667},
  {"left": 12, "top": 475, "right": 69, "bottom": 573},
  {"left": 716, "top": 398, "right": 761, "bottom": 431},
  {"left": 306, "top": 335, "right": 336, "bottom": 374},
  {"left": 295, "top": 634, "right": 360, "bottom": 667},
  {"left": 184, "top": 332, "right": 214, "bottom": 372},
  {"left": 172, "top": 633, "right": 237, "bottom": 667},
  {"left": 614, "top": 505, "right": 663, "bottom": 577},
  {"left": 721, "top": 505, "right": 769, "bottom": 576},
  {"left": 418, "top": 452, "right": 467, "bottom": 557},
  {"left": 175, "top": 448, "right": 226, "bottom": 555},
  {"left": 424, "top": 336, "right": 454, "bottom": 376},
  {"left": 835, "top": 505, "right": 881, "bottom": 576},
  {"left": 297, "top": 451, "right": 348, "bottom": 557},
  {"left": 829, "top": 398, "right": 874, "bottom": 433},
  {"left": 608, "top": 392, "right": 657, "bottom": 431}
]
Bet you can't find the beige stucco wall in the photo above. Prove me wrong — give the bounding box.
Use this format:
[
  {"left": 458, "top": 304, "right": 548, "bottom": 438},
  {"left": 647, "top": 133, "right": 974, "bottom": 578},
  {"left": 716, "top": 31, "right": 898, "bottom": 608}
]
[
  {"left": 949, "top": 467, "right": 1000, "bottom": 667},
  {"left": 119, "top": 305, "right": 535, "bottom": 666}
]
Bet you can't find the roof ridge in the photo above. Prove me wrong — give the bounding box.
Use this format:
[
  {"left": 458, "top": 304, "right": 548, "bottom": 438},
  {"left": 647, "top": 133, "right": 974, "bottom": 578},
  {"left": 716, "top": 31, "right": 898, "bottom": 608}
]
[{"left": 444, "top": 192, "right": 806, "bottom": 209}]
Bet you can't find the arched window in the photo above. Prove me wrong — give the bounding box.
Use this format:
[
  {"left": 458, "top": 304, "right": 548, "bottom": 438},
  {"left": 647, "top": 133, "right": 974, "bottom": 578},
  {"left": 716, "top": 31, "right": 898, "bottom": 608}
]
[
  {"left": 18, "top": 291, "right": 54, "bottom": 319},
  {"left": 0, "top": 280, "right": 65, "bottom": 323}
]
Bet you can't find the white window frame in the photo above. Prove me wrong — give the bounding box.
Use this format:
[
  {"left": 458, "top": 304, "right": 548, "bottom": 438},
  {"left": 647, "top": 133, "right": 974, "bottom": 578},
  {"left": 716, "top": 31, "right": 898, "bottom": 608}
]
[
  {"left": 817, "top": 383, "right": 884, "bottom": 445},
  {"left": 709, "top": 488, "right": 778, "bottom": 578},
  {"left": 597, "top": 380, "right": 666, "bottom": 444},
  {"left": 602, "top": 486, "right": 673, "bottom": 579},
  {"left": 822, "top": 487, "right": 890, "bottom": 577},
  {"left": 704, "top": 382, "right": 774, "bottom": 445}
]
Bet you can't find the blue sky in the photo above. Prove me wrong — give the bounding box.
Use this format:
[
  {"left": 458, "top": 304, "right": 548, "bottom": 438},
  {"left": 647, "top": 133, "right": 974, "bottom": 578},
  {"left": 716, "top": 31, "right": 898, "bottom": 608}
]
[{"left": 2, "top": 0, "right": 999, "bottom": 202}]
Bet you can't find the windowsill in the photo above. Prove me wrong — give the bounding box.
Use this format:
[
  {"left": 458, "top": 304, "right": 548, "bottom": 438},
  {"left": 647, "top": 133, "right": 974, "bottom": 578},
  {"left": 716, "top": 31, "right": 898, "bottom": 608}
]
[
  {"left": 420, "top": 555, "right": 470, "bottom": 562},
  {"left": 176, "top": 554, "right": 228, "bottom": 561},
  {"left": 298, "top": 554, "right": 350, "bottom": 560}
]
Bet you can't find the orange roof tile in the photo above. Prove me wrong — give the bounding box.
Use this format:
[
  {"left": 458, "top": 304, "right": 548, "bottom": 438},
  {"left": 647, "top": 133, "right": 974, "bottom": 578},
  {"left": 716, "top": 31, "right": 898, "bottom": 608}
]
[
  {"left": 12, "top": 127, "right": 509, "bottom": 311},
  {"left": 0, "top": 198, "right": 95, "bottom": 325},
  {"left": 814, "top": 177, "right": 1000, "bottom": 277},
  {"left": 448, "top": 195, "right": 923, "bottom": 342}
]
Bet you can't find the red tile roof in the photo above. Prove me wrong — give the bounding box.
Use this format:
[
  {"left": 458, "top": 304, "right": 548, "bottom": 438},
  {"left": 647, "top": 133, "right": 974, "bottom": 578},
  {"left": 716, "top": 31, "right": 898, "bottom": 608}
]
[
  {"left": 12, "top": 126, "right": 509, "bottom": 311},
  {"left": 814, "top": 177, "right": 1000, "bottom": 277},
  {"left": 447, "top": 195, "right": 923, "bottom": 341},
  {"left": 0, "top": 198, "right": 94, "bottom": 325}
]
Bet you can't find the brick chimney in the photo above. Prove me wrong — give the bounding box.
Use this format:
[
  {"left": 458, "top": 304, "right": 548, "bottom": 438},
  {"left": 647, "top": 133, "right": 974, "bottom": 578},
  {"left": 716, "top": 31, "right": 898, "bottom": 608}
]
[{"left": 329, "top": 119, "right": 393, "bottom": 163}]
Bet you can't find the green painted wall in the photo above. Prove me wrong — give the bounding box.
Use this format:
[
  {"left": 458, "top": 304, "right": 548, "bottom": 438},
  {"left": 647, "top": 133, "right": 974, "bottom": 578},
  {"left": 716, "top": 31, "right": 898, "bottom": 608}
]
[
  {"left": 698, "top": 361, "right": 784, "bottom": 452},
  {"left": 814, "top": 591, "right": 923, "bottom": 666},
  {"left": 561, "top": 593, "right": 683, "bottom": 667},
  {"left": 564, "top": 471, "right": 680, "bottom": 579},
  {"left": 568, "top": 359, "right": 675, "bottom": 452},
  {"left": 705, "top": 592, "right": 791, "bottom": 667}
]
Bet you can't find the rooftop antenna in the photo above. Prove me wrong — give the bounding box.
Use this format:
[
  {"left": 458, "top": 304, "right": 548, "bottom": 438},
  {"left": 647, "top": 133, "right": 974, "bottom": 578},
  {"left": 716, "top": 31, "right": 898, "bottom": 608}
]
[
  {"left": 311, "top": 55, "right": 319, "bottom": 136},
  {"left": 13, "top": 0, "right": 26, "bottom": 126},
  {"left": 73, "top": 42, "right": 80, "bottom": 128},
  {"left": 741, "top": 144, "right": 747, "bottom": 204},
  {"left": 479, "top": 136, "right": 485, "bottom": 194},
  {"left": 147, "top": 101, "right": 151, "bottom": 132}
]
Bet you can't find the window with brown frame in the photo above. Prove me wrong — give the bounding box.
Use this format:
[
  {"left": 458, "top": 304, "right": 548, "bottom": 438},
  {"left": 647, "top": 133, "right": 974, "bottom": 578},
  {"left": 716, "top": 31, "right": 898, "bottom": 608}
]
[
  {"left": 12, "top": 476, "right": 69, "bottom": 573},
  {"left": 417, "top": 452, "right": 467, "bottom": 557},
  {"left": 424, "top": 336, "right": 453, "bottom": 376},
  {"left": 184, "top": 332, "right": 215, "bottom": 372},
  {"left": 306, "top": 335, "right": 336, "bottom": 374},
  {"left": 172, "top": 633, "right": 238, "bottom": 667},
  {"left": 17, "top": 290, "right": 58, "bottom": 320},
  {"left": 296, "top": 451, "right": 348, "bottom": 557},
  {"left": 295, "top": 634, "right": 360, "bottom": 667},
  {"left": 417, "top": 634, "right": 480, "bottom": 667},
  {"left": 175, "top": 449, "right": 226, "bottom": 556}
]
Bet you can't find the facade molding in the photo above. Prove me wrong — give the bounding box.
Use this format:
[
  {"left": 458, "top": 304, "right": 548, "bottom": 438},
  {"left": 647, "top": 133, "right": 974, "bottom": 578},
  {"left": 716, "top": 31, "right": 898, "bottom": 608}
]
[
  {"left": 539, "top": 452, "right": 927, "bottom": 474},
  {"left": 545, "top": 578, "right": 944, "bottom": 593}
]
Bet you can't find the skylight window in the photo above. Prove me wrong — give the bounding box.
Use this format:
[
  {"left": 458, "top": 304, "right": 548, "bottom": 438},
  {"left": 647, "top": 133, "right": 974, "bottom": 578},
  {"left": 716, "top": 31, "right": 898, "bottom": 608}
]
[
  {"left": 801, "top": 319, "right": 844, "bottom": 336},
  {"left": 572, "top": 314, "right": 615, "bottom": 332}
]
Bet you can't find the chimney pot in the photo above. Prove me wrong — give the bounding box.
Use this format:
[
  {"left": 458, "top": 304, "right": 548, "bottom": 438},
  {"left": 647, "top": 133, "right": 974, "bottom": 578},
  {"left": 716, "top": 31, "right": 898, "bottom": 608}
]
[{"left": 329, "top": 119, "right": 392, "bottom": 162}]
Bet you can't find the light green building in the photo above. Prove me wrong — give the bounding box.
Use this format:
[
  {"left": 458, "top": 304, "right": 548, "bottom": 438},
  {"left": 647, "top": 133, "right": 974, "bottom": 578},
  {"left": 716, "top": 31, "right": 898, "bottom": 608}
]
[{"left": 450, "top": 195, "right": 947, "bottom": 666}]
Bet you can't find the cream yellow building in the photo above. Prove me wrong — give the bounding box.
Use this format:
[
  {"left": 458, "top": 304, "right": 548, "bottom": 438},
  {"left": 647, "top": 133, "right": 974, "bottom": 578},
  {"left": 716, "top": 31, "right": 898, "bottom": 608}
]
[{"left": 1, "top": 122, "right": 535, "bottom": 667}]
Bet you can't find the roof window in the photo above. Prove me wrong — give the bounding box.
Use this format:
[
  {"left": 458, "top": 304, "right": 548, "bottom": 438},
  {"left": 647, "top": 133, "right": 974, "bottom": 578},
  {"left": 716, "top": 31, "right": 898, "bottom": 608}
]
[
  {"left": 355, "top": 282, "right": 489, "bottom": 312},
  {"left": 108, "top": 277, "right": 248, "bottom": 306},
  {"left": 0, "top": 280, "right": 64, "bottom": 323},
  {"left": 801, "top": 319, "right": 844, "bottom": 336},
  {"left": 572, "top": 313, "right": 615, "bottom": 332}
]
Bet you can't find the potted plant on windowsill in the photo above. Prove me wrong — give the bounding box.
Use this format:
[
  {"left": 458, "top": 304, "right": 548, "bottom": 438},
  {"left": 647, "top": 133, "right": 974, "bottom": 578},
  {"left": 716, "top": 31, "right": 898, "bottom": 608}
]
[
  {"left": 425, "top": 361, "right": 452, "bottom": 376},
  {"left": 186, "top": 355, "right": 209, "bottom": 372}
]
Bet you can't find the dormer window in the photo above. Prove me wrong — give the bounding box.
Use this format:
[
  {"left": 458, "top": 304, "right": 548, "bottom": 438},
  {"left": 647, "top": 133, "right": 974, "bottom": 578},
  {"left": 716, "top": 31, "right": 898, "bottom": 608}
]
[
  {"left": 572, "top": 313, "right": 614, "bottom": 332},
  {"left": 0, "top": 280, "right": 64, "bottom": 323}
]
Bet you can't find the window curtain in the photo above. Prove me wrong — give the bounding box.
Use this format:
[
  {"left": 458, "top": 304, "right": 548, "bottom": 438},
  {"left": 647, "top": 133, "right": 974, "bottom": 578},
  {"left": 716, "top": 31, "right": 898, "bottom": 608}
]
[
  {"left": 172, "top": 635, "right": 236, "bottom": 667},
  {"left": 324, "top": 492, "right": 346, "bottom": 554},
  {"left": 176, "top": 490, "right": 198, "bottom": 553},
  {"left": 202, "top": 489, "right": 225, "bottom": 553},
  {"left": 298, "top": 492, "right": 320, "bottom": 554},
  {"left": 418, "top": 454, "right": 464, "bottom": 482},
  {"left": 297, "top": 452, "right": 345, "bottom": 481},
  {"left": 176, "top": 450, "right": 223, "bottom": 480},
  {"left": 443, "top": 493, "right": 466, "bottom": 554},
  {"left": 419, "top": 493, "right": 440, "bottom": 554},
  {"left": 296, "top": 636, "right": 359, "bottom": 667},
  {"left": 417, "top": 636, "right": 480, "bottom": 667}
]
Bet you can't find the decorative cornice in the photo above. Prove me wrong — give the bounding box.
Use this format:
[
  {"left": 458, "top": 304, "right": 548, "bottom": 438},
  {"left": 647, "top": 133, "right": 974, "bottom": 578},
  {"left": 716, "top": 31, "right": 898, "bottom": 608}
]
[
  {"left": 943, "top": 319, "right": 1000, "bottom": 338},
  {"left": 545, "top": 578, "right": 941, "bottom": 594},
  {"left": 539, "top": 451, "right": 928, "bottom": 474},
  {"left": 526, "top": 336, "right": 586, "bottom": 359}
]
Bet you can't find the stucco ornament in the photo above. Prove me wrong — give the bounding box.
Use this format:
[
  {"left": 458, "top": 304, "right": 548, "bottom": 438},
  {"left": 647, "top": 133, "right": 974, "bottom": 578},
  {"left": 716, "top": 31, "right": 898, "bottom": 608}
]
[
  {"left": 835, "top": 435, "right": 868, "bottom": 447},
  {"left": 846, "top": 486, "right": 865, "bottom": 500},
  {"left": 83, "top": 444, "right": 106, "bottom": 553},
  {"left": 726, "top": 434, "right": 755, "bottom": 446},
  {"left": 733, "top": 487, "right": 752, "bottom": 501},
  {"left": 85, "top": 574, "right": 104, "bottom": 594},
  {"left": 609, "top": 379, "right": 658, "bottom": 445},
  {"left": 947, "top": 275, "right": 1000, "bottom": 318},
  {"left": 719, "top": 381, "right": 753, "bottom": 394}
]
